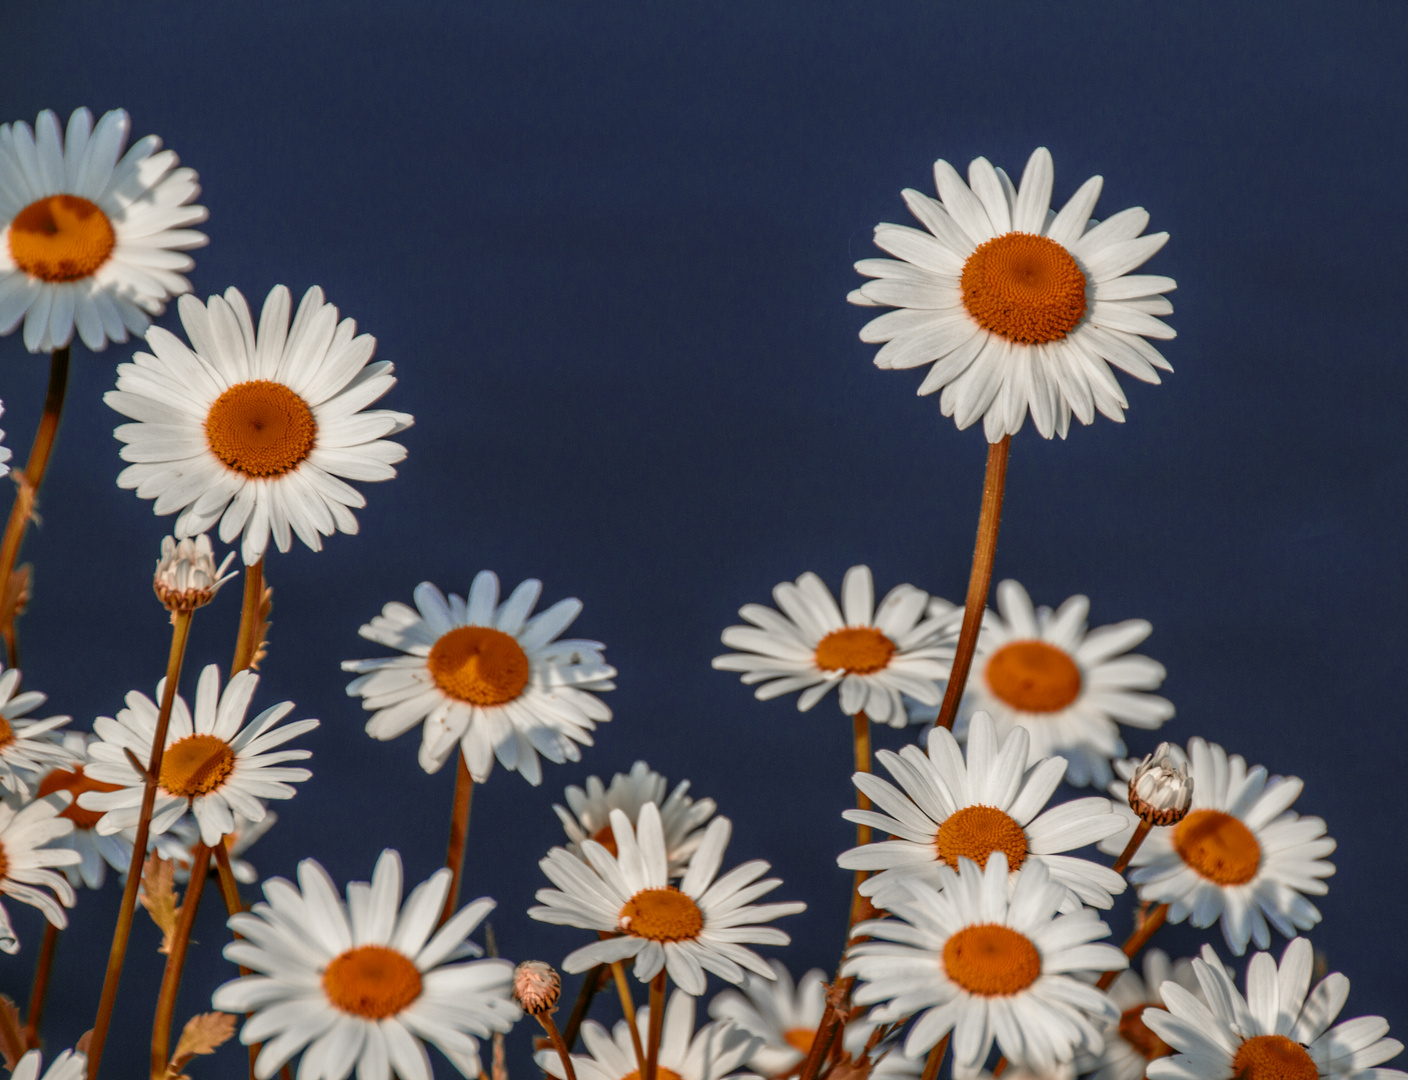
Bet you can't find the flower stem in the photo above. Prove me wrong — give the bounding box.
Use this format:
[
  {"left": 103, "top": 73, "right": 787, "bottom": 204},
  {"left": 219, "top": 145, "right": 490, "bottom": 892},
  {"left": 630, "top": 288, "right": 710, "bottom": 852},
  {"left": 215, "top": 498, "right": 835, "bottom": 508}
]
[
  {"left": 535, "top": 1011, "right": 578, "bottom": 1080},
  {"left": 212, "top": 843, "right": 262, "bottom": 1080},
  {"left": 230, "top": 558, "right": 266, "bottom": 675},
  {"left": 88, "top": 608, "right": 194, "bottom": 1080},
  {"left": 919, "top": 1034, "right": 950, "bottom": 1080},
  {"left": 150, "top": 842, "right": 211, "bottom": 1080},
  {"left": 561, "top": 966, "right": 606, "bottom": 1052},
  {"left": 796, "top": 987, "right": 846, "bottom": 1080},
  {"left": 1110, "top": 820, "right": 1153, "bottom": 876},
  {"left": 933, "top": 434, "right": 1010, "bottom": 730},
  {"left": 23, "top": 922, "right": 58, "bottom": 1048},
  {"left": 438, "top": 754, "right": 474, "bottom": 928},
  {"left": 0, "top": 346, "right": 70, "bottom": 667},
  {"left": 1096, "top": 902, "right": 1170, "bottom": 990},
  {"left": 848, "top": 710, "right": 876, "bottom": 929},
  {"left": 610, "top": 961, "right": 646, "bottom": 1071},
  {"left": 644, "top": 972, "right": 665, "bottom": 1080}
]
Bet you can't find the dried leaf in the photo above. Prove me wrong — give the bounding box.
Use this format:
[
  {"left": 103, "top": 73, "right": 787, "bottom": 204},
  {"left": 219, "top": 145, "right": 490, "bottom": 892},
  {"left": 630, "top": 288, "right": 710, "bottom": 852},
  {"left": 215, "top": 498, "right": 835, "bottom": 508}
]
[
  {"left": 166, "top": 1012, "right": 236, "bottom": 1076},
  {"left": 0, "top": 995, "right": 23, "bottom": 1069},
  {"left": 249, "top": 585, "right": 273, "bottom": 670},
  {"left": 139, "top": 854, "right": 181, "bottom": 954}
]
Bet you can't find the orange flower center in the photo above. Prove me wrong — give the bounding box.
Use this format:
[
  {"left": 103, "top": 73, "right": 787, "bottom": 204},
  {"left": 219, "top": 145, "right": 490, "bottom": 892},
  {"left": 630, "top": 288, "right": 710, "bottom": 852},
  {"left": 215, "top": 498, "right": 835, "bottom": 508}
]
[
  {"left": 814, "top": 627, "right": 895, "bottom": 675},
  {"left": 784, "top": 1028, "right": 816, "bottom": 1055},
  {"left": 322, "top": 944, "right": 423, "bottom": 1019},
  {"left": 428, "top": 626, "right": 531, "bottom": 706},
  {"left": 618, "top": 887, "right": 703, "bottom": 942},
  {"left": 1231, "top": 1035, "right": 1318, "bottom": 1080},
  {"left": 0, "top": 839, "right": 8, "bottom": 881},
  {"left": 205, "top": 380, "right": 317, "bottom": 478},
  {"left": 620, "top": 1071, "right": 682, "bottom": 1080},
  {"left": 590, "top": 822, "right": 619, "bottom": 857},
  {"left": 38, "top": 766, "right": 123, "bottom": 830},
  {"left": 935, "top": 805, "right": 1028, "bottom": 871},
  {"left": 1173, "top": 809, "right": 1261, "bottom": 885},
  {"left": 159, "top": 734, "right": 236, "bottom": 798},
  {"left": 942, "top": 923, "right": 1041, "bottom": 997},
  {"left": 0, "top": 716, "right": 13, "bottom": 749},
  {"left": 984, "top": 640, "right": 1082, "bottom": 713},
  {"left": 8, "top": 195, "right": 116, "bottom": 282},
  {"left": 960, "top": 232, "right": 1087, "bottom": 344},
  {"left": 1119, "top": 1005, "right": 1174, "bottom": 1061}
]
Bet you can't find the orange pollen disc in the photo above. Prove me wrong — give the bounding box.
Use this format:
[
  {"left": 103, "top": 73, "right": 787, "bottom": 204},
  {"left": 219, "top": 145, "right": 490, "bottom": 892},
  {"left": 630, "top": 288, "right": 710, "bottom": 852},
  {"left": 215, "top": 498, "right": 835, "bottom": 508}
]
[
  {"left": 814, "top": 627, "right": 896, "bottom": 675},
  {"left": 784, "top": 1028, "right": 816, "bottom": 1055},
  {"left": 984, "top": 640, "right": 1082, "bottom": 713},
  {"left": 935, "top": 805, "right": 1028, "bottom": 871},
  {"left": 618, "top": 887, "right": 704, "bottom": 942},
  {"left": 942, "top": 923, "right": 1041, "bottom": 997},
  {"left": 8, "top": 195, "right": 116, "bottom": 282},
  {"left": 960, "top": 232, "right": 1087, "bottom": 344},
  {"left": 589, "top": 822, "right": 619, "bottom": 858},
  {"left": 205, "top": 380, "right": 317, "bottom": 478},
  {"left": 38, "top": 766, "right": 123, "bottom": 830},
  {"left": 0, "top": 839, "right": 8, "bottom": 881},
  {"left": 322, "top": 944, "right": 423, "bottom": 1019},
  {"left": 620, "top": 1071, "right": 682, "bottom": 1080},
  {"left": 0, "top": 716, "right": 13, "bottom": 749},
  {"left": 159, "top": 734, "right": 236, "bottom": 798},
  {"left": 1231, "top": 1035, "right": 1319, "bottom": 1080},
  {"left": 428, "top": 626, "right": 531, "bottom": 706},
  {"left": 1119, "top": 1005, "right": 1174, "bottom": 1061},
  {"left": 1173, "top": 809, "right": 1261, "bottom": 885}
]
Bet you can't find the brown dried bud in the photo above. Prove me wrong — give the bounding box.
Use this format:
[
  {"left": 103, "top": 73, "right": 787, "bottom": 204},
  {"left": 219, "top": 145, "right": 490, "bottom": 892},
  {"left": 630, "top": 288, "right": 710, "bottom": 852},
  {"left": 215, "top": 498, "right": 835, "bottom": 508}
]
[
  {"left": 513, "top": 960, "right": 561, "bottom": 1015},
  {"left": 1128, "top": 742, "right": 1193, "bottom": 826},
  {"left": 154, "top": 535, "right": 237, "bottom": 614}
]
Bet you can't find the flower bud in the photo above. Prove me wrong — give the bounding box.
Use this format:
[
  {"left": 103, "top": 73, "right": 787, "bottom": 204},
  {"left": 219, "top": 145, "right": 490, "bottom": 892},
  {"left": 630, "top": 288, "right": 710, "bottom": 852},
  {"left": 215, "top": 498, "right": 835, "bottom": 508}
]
[
  {"left": 513, "top": 960, "right": 561, "bottom": 1015},
  {"left": 153, "top": 534, "right": 237, "bottom": 614},
  {"left": 1128, "top": 742, "right": 1193, "bottom": 826}
]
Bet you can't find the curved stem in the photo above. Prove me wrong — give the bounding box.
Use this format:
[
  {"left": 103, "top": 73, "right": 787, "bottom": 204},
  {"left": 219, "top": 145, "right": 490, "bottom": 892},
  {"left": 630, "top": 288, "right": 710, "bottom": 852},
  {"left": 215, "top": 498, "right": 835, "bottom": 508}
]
[
  {"left": 848, "top": 711, "right": 875, "bottom": 928},
  {"left": 644, "top": 973, "right": 665, "bottom": 1080},
  {"left": 213, "top": 844, "right": 261, "bottom": 1080},
  {"left": 23, "top": 922, "right": 58, "bottom": 1048},
  {"left": 934, "top": 435, "right": 1010, "bottom": 730},
  {"left": 1097, "top": 902, "right": 1170, "bottom": 991},
  {"left": 561, "top": 966, "right": 605, "bottom": 1052},
  {"left": 151, "top": 843, "right": 211, "bottom": 1080},
  {"left": 535, "top": 1012, "right": 578, "bottom": 1080},
  {"left": 610, "top": 961, "right": 645, "bottom": 1072},
  {"left": 438, "top": 754, "right": 474, "bottom": 928},
  {"left": 230, "top": 558, "right": 265, "bottom": 675},
  {"left": 1110, "top": 820, "right": 1153, "bottom": 877}
]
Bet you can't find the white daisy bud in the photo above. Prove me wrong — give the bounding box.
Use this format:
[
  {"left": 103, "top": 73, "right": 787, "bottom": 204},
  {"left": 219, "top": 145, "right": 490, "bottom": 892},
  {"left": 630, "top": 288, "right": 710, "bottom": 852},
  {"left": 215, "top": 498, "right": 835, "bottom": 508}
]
[
  {"left": 1128, "top": 742, "right": 1193, "bottom": 826},
  {"left": 513, "top": 961, "right": 561, "bottom": 1015},
  {"left": 153, "top": 534, "right": 236, "bottom": 614}
]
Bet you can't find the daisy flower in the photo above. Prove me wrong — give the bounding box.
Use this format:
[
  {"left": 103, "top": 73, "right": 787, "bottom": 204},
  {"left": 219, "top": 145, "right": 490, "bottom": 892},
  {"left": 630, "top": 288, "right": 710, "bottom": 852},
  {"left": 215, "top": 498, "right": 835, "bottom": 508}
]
[
  {"left": 0, "top": 665, "right": 76, "bottom": 797},
  {"left": 850, "top": 146, "right": 1175, "bottom": 441},
  {"left": 836, "top": 713, "right": 1126, "bottom": 912},
  {"left": 712, "top": 565, "right": 960, "bottom": 727},
  {"left": 843, "top": 855, "right": 1125, "bottom": 1076},
  {"left": 1144, "top": 938, "right": 1407, "bottom": 1080},
  {"left": 0, "top": 107, "right": 207, "bottom": 352},
  {"left": 343, "top": 572, "right": 615, "bottom": 785},
  {"left": 10, "top": 1050, "right": 87, "bottom": 1080},
  {"left": 106, "top": 283, "right": 414, "bottom": 565},
  {"left": 555, "top": 761, "right": 717, "bottom": 877},
  {"left": 537, "top": 989, "right": 761, "bottom": 1080},
  {"left": 35, "top": 732, "right": 133, "bottom": 890},
  {"left": 529, "top": 803, "right": 805, "bottom": 995},
  {"left": 212, "top": 849, "right": 519, "bottom": 1080},
  {"left": 708, "top": 961, "right": 922, "bottom": 1078},
  {"left": 1080, "top": 949, "right": 1202, "bottom": 1080},
  {"left": 80, "top": 663, "right": 317, "bottom": 846},
  {"left": 0, "top": 792, "right": 80, "bottom": 952},
  {"left": 1098, "top": 737, "right": 1335, "bottom": 955}
]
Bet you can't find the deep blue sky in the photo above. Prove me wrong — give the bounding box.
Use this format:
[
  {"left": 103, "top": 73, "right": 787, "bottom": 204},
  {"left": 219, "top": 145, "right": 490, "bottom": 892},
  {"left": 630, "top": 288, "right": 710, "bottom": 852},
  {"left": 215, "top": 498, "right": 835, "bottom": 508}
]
[{"left": 1, "top": 1, "right": 1406, "bottom": 1074}]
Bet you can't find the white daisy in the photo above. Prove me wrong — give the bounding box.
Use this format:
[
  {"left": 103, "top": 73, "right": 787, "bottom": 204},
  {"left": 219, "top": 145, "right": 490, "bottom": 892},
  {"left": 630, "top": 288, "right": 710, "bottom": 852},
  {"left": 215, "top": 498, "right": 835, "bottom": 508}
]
[
  {"left": 35, "top": 732, "right": 134, "bottom": 890},
  {"left": 537, "top": 989, "right": 761, "bottom": 1080},
  {"left": 1079, "top": 949, "right": 1202, "bottom": 1080},
  {"left": 0, "top": 107, "right": 206, "bottom": 352},
  {"left": 0, "top": 665, "right": 76, "bottom": 796},
  {"left": 0, "top": 792, "right": 80, "bottom": 952},
  {"left": 843, "top": 855, "right": 1126, "bottom": 1076},
  {"left": 1098, "top": 737, "right": 1335, "bottom": 956},
  {"left": 343, "top": 572, "right": 615, "bottom": 785},
  {"left": 106, "top": 283, "right": 414, "bottom": 565},
  {"left": 850, "top": 146, "right": 1175, "bottom": 441},
  {"left": 529, "top": 803, "right": 805, "bottom": 995},
  {"left": 212, "top": 849, "right": 519, "bottom": 1080},
  {"left": 555, "top": 761, "right": 717, "bottom": 877},
  {"left": 10, "top": 1049, "right": 87, "bottom": 1080},
  {"left": 79, "top": 663, "right": 318, "bottom": 846},
  {"left": 1144, "top": 938, "right": 1407, "bottom": 1080},
  {"left": 159, "top": 805, "right": 278, "bottom": 884},
  {"left": 712, "top": 565, "right": 960, "bottom": 727},
  {"left": 0, "top": 402, "right": 11, "bottom": 478},
  {"left": 708, "top": 961, "right": 923, "bottom": 1079},
  {"left": 836, "top": 712, "right": 1126, "bottom": 912}
]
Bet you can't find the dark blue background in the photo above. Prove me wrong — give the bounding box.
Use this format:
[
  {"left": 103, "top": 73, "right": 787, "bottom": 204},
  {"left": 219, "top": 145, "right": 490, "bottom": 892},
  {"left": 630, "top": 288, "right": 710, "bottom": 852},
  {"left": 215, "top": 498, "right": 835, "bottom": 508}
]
[{"left": 0, "top": 1, "right": 1404, "bottom": 1075}]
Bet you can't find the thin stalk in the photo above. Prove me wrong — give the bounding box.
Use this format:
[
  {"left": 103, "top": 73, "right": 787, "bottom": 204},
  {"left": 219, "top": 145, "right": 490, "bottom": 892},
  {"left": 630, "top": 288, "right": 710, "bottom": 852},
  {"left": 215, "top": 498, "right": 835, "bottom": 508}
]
[
  {"left": 535, "top": 1012, "right": 578, "bottom": 1080},
  {"left": 561, "top": 966, "right": 605, "bottom": 1052},
  {"left": 213, "top": 844, "right": 260, "bottom": 1080},
  {"left": 992, "top": 1058, "right": 1008, "bottom": 1078},
  {"left": 610, "top": 962, "right": 646, "bottom": 1072},
  {"left": 438, "top": 754, "right": 474, "bottom": 928},
  {"left": 151, "top": 843, "right": 211, "bottom": 1080},
  {"left": 1110, "top": 820, "right": 1153, "bottom": 877},
  {"left": 934, "top": 435, "right": 1011, "bottom": 730},
  {"left": 230, "top": 558, "right": 265, "bottom": 675},
  {"left": 23, "top": 922, "right": 59, "bottom": 1048},
  {"left": 88, "top": 608, "right": 194, "bottom": 1080},
  {"left": 1096, "top": 903, "right": 1170, "bottom": 991},
  {"left": 848, "top": 711, "right": 874, "bottom": 928},
  {"left": 796, "top": 989, "right": 846, "bottom": 1080},
  {"left": 644, "top": 973, "right": 665, "bottom": 1080},
  {"left": 918, "top": 1034, "right": 949, "bottom": 1080}
]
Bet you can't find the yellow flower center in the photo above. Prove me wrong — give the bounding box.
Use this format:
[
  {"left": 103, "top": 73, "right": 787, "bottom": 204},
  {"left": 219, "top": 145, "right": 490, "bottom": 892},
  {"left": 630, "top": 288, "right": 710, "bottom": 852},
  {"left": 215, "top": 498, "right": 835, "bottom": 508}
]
[
  {"left": 590, "top": 821, "right": 619, "bottom": 857},
  {"left": 942, "top": 923, "right": 1041, "bottom": 997},
  {"left": 159, "top": 734, "right": 236, "bottom": 798},
  {"left": 618, "top": 887, "right": 703, "bottom": 942},
  {"left": 960, "top": 232, "right": 1087, "bottom": 344},
  {"left": 935, "top": 805, "right": 1028, "bottom": 871},
  {"left": 984, "top": 640, "right": 1082, "bottom": 713},
  {"left": 38, "top": 766, "right": 122, "bottom": 830},
  {"left": 322, "top": 944, "right": 423, "bottom": 1019},
  {"left": 8, "top": 195, "right": 116, "bottom": 282},
  {"left": 428, "top": 626, "right": 531, "bottom": 706},
  {"left": 1119, "top": 1005, "right": 1174, "bottom": 1061},
  {"left": 814, "top": 627, "right": 895, "bottom": 675},
  {"left": 784, "top": 1028, "right": 816, "bottom": 1055},
  {"left": 205, "top": 380, "right": 317, "bottom": 478},
  {"left": 1231, "top": 1035, "right": 1318, "bottom": 1080},
  {"left": 1173, "top": 809, "right": 1261, "bottom": 885}
]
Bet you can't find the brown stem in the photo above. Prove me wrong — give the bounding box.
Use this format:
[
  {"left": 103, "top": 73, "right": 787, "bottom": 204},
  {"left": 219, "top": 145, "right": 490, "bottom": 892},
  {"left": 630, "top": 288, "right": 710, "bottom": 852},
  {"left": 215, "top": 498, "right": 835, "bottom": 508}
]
[
  {"left": 438, "top": 754, "right": 474, "bottom": 928},
  {"left": 610, "top": 962, "right": 646, "bottom": 1071},
  {"left": 1110, "top": 820, "right": 1153, "bottom": 877},
  {"left": 561, "top": 966, "right": 606, "bottom": 1052},
  {"left": 848, "top": 711, "right": 875, "bottom": 929},
  {"left": 23, "top": 922, "right": 58, "bottom": 1047},
  {"left": 992, "top": 1057, "right": 1009, "bottom": 1077},
  {"left": 150, "top": 843, "right": 211, "bottom": 1080},
  {"left": 212, "top": 844, "right": 261, "bottom": 1080},
  {"left": 918, "top": 1034, "right": 949, "bottom": 1080},
  {"left": 934, "top": 435, "right": 1010, "bottom": 730},
  {"left": 1096, "top": 902, "right": 1170, "bottom": 990},
  {"left": 644, "top": 973, "right": 665, "bottom": 1080},
  {"left": 535, "top": 1012, "right": 578, "bottom": 1080},
  {"left": 796, "top": 977, "right": 850, "bottom": 1080},
  {"left": 230, "top": 558, "right": 265, "bottom": 675},
  {"left": 88, "top": 608, "right": 194, "bottom": 1080}
]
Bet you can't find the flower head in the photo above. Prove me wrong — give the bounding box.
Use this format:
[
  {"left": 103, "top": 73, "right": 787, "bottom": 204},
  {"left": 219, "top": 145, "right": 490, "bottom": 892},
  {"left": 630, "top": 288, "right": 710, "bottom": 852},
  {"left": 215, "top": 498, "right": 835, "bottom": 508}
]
[
  {"left": 36, "top": 731, "right": 132, "bottom": 890},
  {"left": 1080, "top": 949, "right": 1203, "bottom": 1080},
  {"left": 153, "top": 533, "right": 237, "bottom": 614},
  {"left": 0, "top": 665, "right": 75, "bottom": 797},
  {"left": 1128, "top": 742, "right": 1193, "bottom": 826},
  {"left": 0, "top": 793, "right": 80, "bottom": 951},
  {"left": 513, "top": 960, "right": 561, "bottom": 1015}
]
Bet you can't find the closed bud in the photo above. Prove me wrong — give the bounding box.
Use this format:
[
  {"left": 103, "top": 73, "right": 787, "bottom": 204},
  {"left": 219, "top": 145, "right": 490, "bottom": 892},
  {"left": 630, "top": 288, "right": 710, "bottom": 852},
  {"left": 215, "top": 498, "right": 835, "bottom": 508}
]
[
  {"left": 154, "top": 534, "right": 237, "bottom": 614},
  {"left": 513, "top": 960, "right": 560, "bottom": 1015},
  {"left": 1128, "top": 742, "right": 1193, "bottom": 826}
]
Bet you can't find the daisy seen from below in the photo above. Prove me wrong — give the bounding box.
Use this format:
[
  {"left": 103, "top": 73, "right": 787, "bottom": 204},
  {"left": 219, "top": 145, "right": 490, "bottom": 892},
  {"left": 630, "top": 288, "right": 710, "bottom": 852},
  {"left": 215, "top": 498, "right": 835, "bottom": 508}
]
[
  {"left": 850, "top": 146, "right": 1175, "bottom": 441},
  {"left": 344, "top": 571, "right": 615, "bottom": 785},
  {"left": 1143, "top": 938, "right": 1406, "bottom": 1080},
  {"left": 35, "top": 732, "right": 132, "bottom": 890},
  {"left": 1079, "top": 949, "right": 1202, "bottom": 1080},
  {"left": 0, "top": 107, "right": 207, "bottom": 352},
  {"left": 537, "top": 989, "right": 761, "bottom": 1080},
  {"left": 79, "top": 663, "right": 318, "bottom": 845},
  {"left": 843, "top": 855, "right": 1125, "bottom": 1076},
  {"left": 555, "top": 760, "right": 717, "bottom": 877},
  {"left": 212, "top": 848, "right": 519, "bottom": 1080},
  {"left": 837, "top": 712, "right": 1126, "bottom": 912},
  {"left": 0, "top": 792, "right": 80, "bottom": 952},
  {"left": 0, "top": 664, "right": 76, "bottom": 796},
  {"left": 1098, "top": 737, "right": 1335, "bottom": 955},
  {"left": 712, "top": 564, "right": 960, "bottom": 727},
  {"left": 106, "top": 283, "right": 414, "bottom": 565},
  {"left": 10, "top": 1050, "right": 87, "bottom": 1080},
  {"left": 529, "top": 802, "right": 805, "bottom": 995}
]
